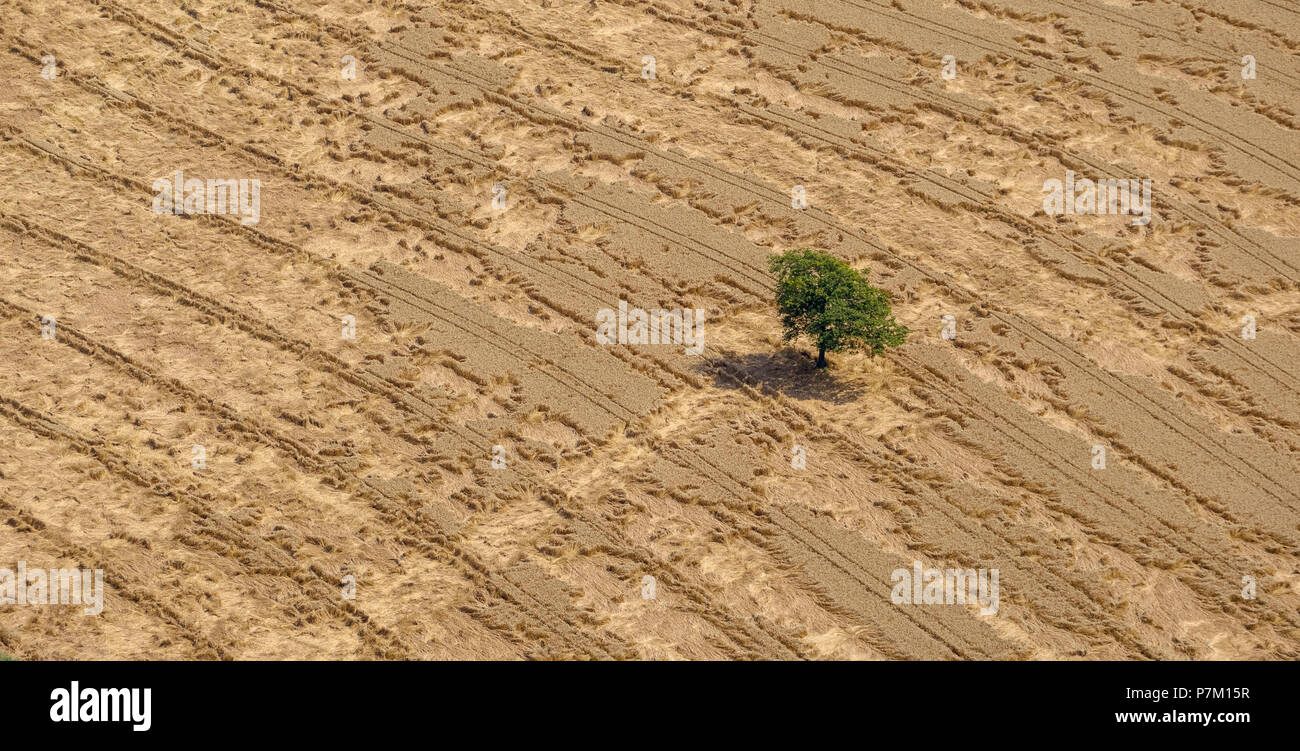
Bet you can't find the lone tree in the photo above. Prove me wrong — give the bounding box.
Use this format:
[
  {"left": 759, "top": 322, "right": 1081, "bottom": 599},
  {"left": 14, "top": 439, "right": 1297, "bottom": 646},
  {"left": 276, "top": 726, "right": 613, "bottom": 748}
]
[{"left": 768, "top": 249, "right": 908, "bottom": 368}]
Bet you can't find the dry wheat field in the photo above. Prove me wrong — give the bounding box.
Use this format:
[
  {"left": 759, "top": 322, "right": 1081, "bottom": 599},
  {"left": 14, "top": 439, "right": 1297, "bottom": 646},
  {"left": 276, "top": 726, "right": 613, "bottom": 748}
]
[{"left": 0, "top": 0, "right": 1298, "bottom": 660}]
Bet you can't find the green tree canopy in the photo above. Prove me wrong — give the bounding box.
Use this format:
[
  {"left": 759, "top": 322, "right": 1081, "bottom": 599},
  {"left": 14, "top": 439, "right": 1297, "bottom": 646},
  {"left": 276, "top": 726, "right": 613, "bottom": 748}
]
[{"left": 768, "top": 249, "right": 908, "bottom": 368}]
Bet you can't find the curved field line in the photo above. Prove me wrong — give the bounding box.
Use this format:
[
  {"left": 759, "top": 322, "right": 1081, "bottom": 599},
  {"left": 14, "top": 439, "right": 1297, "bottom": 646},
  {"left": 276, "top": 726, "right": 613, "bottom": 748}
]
[
  {"left": 0, "top": 393, "right": 414, "bottom": 658},
  {"left": 892, "top": 349, "right": 1300, "bottom": 608},
  {"left": 592, "top": 0, "right": 1300, "bottom": 278},
  {"left": 1, "top": 214, "right": 797, "bottom": 659},
  {"left": 20, "top": 0, "right": 1289, "bottom": 652},
  {"left": 12, "top": 24, "right": 1289, "bottom": 561},
  {"left": 824, "top": 0, "right": 1300, "bottom": 185},
  {"left": 271, "top": 2, "right": 1300, "bottom": 413}
]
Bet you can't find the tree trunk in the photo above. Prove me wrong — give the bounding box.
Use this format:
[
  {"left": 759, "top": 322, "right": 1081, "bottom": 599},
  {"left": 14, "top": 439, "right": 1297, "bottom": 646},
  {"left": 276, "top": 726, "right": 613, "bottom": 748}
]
[{"left": 816, "top": 346, "right": 828, "bottom": 368}]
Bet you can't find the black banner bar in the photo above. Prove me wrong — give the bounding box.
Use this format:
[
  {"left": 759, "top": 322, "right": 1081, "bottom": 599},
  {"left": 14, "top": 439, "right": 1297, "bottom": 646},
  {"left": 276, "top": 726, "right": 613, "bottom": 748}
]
[{"left": 4, "top": 660, "right": 1287, "bottom": 741}]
